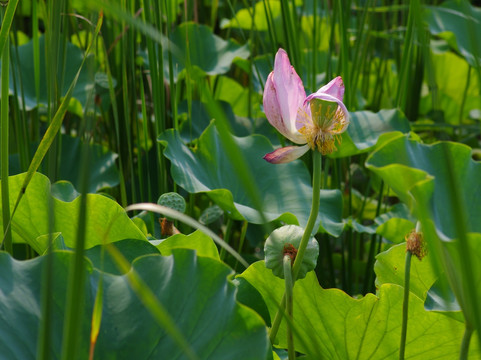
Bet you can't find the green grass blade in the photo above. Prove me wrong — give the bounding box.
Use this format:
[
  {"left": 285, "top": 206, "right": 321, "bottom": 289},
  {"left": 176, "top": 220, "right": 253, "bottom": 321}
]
[
  {"left": 396, "top": 0, "right": 418, "bottom": 110},
  {"left": 1, "top": 8, "right": 103, "bottom": 247},
  {"left": 0, "top": 0, "right": 20, "bottom": 253},
  {"left": 335, "top": 0, "right": 351, "bottom": 107},
  {"left": 98, "top": 33, "right": 128, "bottom": 206},
  {"left": 1, "top": 19, "right": 11, "bottom": 254},
  {"left": 0, "top": 0, "right": 19, "bottom": 57},
  {"left": 88, "top": 271, "right": 103, "bottom": 360}
]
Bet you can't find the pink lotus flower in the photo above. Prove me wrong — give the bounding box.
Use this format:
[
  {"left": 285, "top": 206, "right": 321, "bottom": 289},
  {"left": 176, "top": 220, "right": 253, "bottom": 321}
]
[{"left": 263, "top": 48, "right": 349, "bottom": 164}]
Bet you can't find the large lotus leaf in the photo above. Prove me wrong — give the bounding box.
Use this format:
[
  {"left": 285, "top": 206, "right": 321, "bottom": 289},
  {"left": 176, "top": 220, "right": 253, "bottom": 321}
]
[
  {"left": 85, "top": 239, "right": 160, "bottom": 275},
  {"left": 178, "top": 100, "right": 255, "bottom": 142},
  {"left": 213, "top": 76, "right": 263, "bottom": 118},
  {"left": 10, "top": 135, "right": 120, "bottom": 193},
  {"left": 152, "top": 230, "right": 220, "bottom": 260},
  {"left": 330, "top": 109, "right": 411, "bottom": 158},
  {"left": 366, "top": 135, "right": 481, "bottom": 331},
  {"left": 419, "top": 51, "right": 480, "bottom": 124},
  {"left": 221, "top": 0, "right": 281, "bottom": 31},
  {"left": 348, "top": 203, "right": 415, "bottom": 237},
  {"left": 239, "top": 261, "right": 481, "bottom": 359},
  {"left": 0, "top": 250, "right": 270, "bottom": 359},
  {"left": 425, "top": 1, "right": 481, "bottom": 67},
  {"left": 376, "top": 218, "right": 416, "bottom": 244},
  {"left": 0, "top": 172, "right": 146, "bottom": 253},
  {"left": 6, "top": 35, "right": 95, "bottom": 110},
  {"left": 366, "top": 135, "right": 481, "bottom": 239},
  {"left": 425, "top": 277, "right": 462, "bottom": 315},
  {"left": 51, "top": 181, "right": 81, "bottom": 202},
  {"left": 163, "top": 22, "right": 249, "bottom": 81},
  {"left": 158, "top": 121, "right": 344, "bottom": 236},
  {"left": 40, "top": 236, "right": 160, "bottom": 275},
  {"left": 56, "top": 135, "right": 120, "bottom": 192},
  {"left": 374, "top": 243, "right": 437, "bottom": 301},
  {"left": 428, "top": 234, "right": 481, "bottom": 321}
]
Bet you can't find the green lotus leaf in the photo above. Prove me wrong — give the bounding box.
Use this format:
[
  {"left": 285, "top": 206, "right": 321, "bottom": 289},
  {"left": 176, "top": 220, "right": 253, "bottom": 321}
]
[
  {"left": 158, "top": 121, "right": 344, "bottom": 236},
  {"left": 348, "top": 203, "right": 415, "bottom": 236},
  {"left": 425, "top": 1, "right": 481, "bottom": 67},
  {"left": 55, "top": 135, "right": 120, "bottom": 192},
  {"left": 425, "top": 276, "right": 462, "bottom": 315},
  {"left": 374, "top": 243, "right": 437, "bottom": 301},
  {"left": 178, "top": 100, "right": 255, "bottom": 142},
  {"left": 10, "top": 134, "right": 120, "bottom": 193},
  {"left": 85, "top": 239, "right": 160, "bottom": 275},
  {"left": 0, "top": 172, "right": 146, "bottom": 253},
  {"left": 0, "top": 250, "right": 269, "bottom": 359},
  {"left": 366, "top": 135, "right": 481, "bottom": 332},
  {"left": 376, "top": 218, "right": 416, "bottom": 244},
  {"left": 430, "top": 234, "right": 481, "bottom": 323},
  {"left": 153, "top": 230, "right": 220, "bottom": 260},
  {"left": 238, "top": 261, "right": 480, "bottom": 359},
  {"left": 213, "top": 76, "right": 263, "bottom": 118},
  {"left": 51, "top": 181, "right": 80, "bottom": 202},
  {"left": 6, "top": 35, "right": 95, "bottom": 110},
  {"left": 221, "top": 0, "right": 281, "bottom": 31},
  {"left": 330, "top": 109, "right": 411, "bottom": 158},
  {"left": 163, "top": 22, "right": 249, "bottom": 81},
  {"left": 418, "top": 51, "right": 480, "bottom": 125},
  {"left": 366, "top": 135, "right": 481, "bottom": 239}
]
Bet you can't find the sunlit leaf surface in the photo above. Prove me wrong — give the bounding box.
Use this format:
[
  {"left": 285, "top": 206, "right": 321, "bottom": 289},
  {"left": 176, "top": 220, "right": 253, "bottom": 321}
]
[
  {"left": 239, "top": 261, "right": 480, "bottom": 359},
  {"left": 0, "top": 173, "right": 146, "bottom": 253}
]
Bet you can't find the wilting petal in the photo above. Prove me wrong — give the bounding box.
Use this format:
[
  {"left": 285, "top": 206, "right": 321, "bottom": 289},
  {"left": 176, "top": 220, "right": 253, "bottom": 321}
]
[
  {"left": 271, "top": 49, "right": 306, "bottom": 144},
  {"left": 263, "top": 144, "right": 310, "bottom": 164},
  {"left": 315, "top": 76, "right": 345, "bottom": 102},
  {"left": 304, "top": 92, "right": 350, "bottom": 134}
]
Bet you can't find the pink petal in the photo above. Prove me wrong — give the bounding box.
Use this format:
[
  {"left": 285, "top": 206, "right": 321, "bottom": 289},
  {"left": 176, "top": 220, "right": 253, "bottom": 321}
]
[
  {"left": 316, "top": 76, "right": 345, "bottom": 102},
  {"left": 264, "top": 72, "right": 305, "bottom": 144},
  {"left": 271, "top": 49, "right": 306, "bottom": 144},
  {"left": 263, "top": 73, "right": 291, "bottom": 139},
  {"left": 263, "top": 145, "right": 310, "bottom": 164}
]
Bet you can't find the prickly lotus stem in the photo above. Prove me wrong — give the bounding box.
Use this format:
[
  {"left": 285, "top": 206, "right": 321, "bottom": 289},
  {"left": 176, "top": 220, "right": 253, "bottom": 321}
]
[{"left": 264, "top": 225, "right": 319, "bottom": 279}]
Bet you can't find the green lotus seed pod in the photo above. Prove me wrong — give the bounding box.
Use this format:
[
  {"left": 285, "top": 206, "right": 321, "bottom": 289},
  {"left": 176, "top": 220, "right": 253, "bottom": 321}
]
[
  {"left": 199, "top": 204, "right": 224, "bottom": 225},
  {"left": 264, "top": 225, "right": 319, "bottom": 280},
  {"left": 157, "top": 192, "right": 186, "bottom": 214}
]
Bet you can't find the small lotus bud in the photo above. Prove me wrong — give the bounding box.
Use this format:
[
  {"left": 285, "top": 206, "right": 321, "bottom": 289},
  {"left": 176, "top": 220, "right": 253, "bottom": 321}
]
[
  {"left": 264, "top": 225, "right": 319, "bottom": 279},
  {"left": 405, "top": 229, "right": 426, "bottom": 260}
]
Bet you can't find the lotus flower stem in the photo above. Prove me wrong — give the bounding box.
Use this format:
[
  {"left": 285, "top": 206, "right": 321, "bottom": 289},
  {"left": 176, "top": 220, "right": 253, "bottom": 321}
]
[
  {"left": 399, "top": 250, "right": 412, "bottom": 360},
  {"left": 284, "top": 255, "right": 295, "bottom": 360},
  {"left": 292, "top": 151, "right": 322, "bottom": 280},
  {"left": 400, "top": 222, "right": 425, "bottom": 359},
  {"left": 459, "top": 323, "right": 473, "bottom": 360},
  {"left": 269, "top": 151, "right": 322, "bottom": 343}
]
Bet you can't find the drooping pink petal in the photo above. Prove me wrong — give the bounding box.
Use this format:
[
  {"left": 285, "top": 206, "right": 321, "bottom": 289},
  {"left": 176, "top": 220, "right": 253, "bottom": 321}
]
[
  {"left": 271, "top": 49, "right": 306, "bottom": 144},
  {"left": 263, "top": 144, "right": 310, "bottom": 164},
  {"left": 315, "top": 76, "right": 345, "bottom": 102}
]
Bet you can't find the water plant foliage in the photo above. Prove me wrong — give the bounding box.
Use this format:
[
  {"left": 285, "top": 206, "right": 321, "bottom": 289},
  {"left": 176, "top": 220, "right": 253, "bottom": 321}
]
[{"left": 1, "top": 0, "right": 480, "bottom": 359}]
